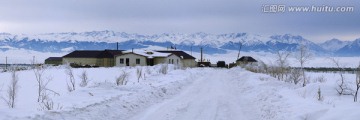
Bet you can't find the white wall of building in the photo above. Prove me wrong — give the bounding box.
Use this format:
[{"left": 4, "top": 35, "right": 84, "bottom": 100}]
[
  {"left": 165, "top": 54, "right": 182, "bottom": 65},
  {"left": 182, "top": 59, "right": 197, "bottom": 68},
  {"left": 115, "top": 53, "right": 147, "bottom": 67}
]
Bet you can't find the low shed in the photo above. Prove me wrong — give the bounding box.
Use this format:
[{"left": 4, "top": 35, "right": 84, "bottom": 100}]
[
  {"left": 45, "top": 57, "right": 63, "bottom": 65},
  {"left": 236, "top": 56, "right": 257, "bottom": 65}
]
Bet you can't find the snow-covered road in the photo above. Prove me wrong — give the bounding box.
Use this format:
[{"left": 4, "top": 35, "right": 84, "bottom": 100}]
[
  {"left": 129, "top": 68, "right": 259, "bottom": 120},
  {"left": 22, "top": 67, "right": 290, "bottom": 120},
  {"left": 6, "top": 66, "right": 360, "bottom": 120}
]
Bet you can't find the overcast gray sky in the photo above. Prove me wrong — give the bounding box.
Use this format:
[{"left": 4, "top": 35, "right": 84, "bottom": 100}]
[{"left": 0, "top": 0, "right": 359, "bottom": 42}]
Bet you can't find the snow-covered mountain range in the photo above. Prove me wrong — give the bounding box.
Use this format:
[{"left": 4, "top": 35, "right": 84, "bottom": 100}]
[{"left": 0, "top": 30, "right": 359, "bottom": 56}]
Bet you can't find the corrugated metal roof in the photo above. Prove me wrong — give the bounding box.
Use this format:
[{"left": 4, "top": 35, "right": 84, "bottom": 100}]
[
  {"left": 236, "top": 56, "right": 257, "bottom": 62},
  {"left": 45, "top": 57, "right": 63, "bottom": 61},
  {"left": 156, "top": 50, "right": 196, "bottom": 59},
  {"left": 63, "top": 50, "right": 124, "bottom": 58},
  {"left": 121, "top": 50, "right": 171, "bottom": 58}
]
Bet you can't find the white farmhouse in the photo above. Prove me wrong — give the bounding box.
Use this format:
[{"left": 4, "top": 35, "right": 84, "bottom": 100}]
[
  {"left": 156, "top": 50, "right": 197, "bottom": 68},
  {"left": 115, "top": 50, "right": 188, "bottom": 67}
]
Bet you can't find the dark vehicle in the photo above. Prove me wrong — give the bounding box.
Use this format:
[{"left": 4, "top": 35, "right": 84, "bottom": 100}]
[{"left": 217, "top": 61, "right": 226, "bottom": 68}]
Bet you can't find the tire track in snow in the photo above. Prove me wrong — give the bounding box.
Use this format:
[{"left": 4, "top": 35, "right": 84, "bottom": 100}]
[{"left": 129, "top": 69, "right": 260, "bottom": 120}]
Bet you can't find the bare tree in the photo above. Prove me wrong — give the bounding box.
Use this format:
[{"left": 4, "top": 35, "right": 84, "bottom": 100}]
[
  {"left": 275, "top": 50, "right": 291, "bottom": 81},
  {"left": 145, "top": 66, "right": 152, "bottom": 75},
  {"left": 289, "top": 69, "right": 302, "bottom": 85},
  {"left": 159, "top": 64, "right": 168, "bottom": 75},
  {"left": 263, "top": 61, "right": 279, "bottom": 78},
  {"left": 317, "top": 87, "right": 324, "bottom": 101},
  {"left": 0, "top": 84, "right": 2, "bottom": 108},
  {"left": 79, "top": 70, "right": 89, "bottom": 87},
  {"left": 314, "top": 75, "right": 326, "bottom": 83},
  {"left": 116, "top": 70, "right": 129, "bottom": 86},
  {"left": 65, "top": 65, "right": 76, "bottom": 92},
  {"left": 136, "top": 67, "right": 143, "bottom": 83},
  {"left": 330, "top": 58, "right": 352, "bottom": 95},
  {"left": 3, "top": 69, "right": 19, "bottom": 108},
  {"left": 354, "top": 63, "right": 360, "bottom": 102},
  {"left": 296, "top": 45, "right": 312, "bottom": 87},
  {"left": 38, "top": 77, "right": 60, "bottom": 111},
  {"left": 33, "top": 66, "right": 59, "bottom": 103},
  {"left": 34, "top": 66, "right": 45, "bottom": 102},
  {"left": 255, "top": 60, "right": 268, "bottom": 74},
  {"left": 38, "top": 95, "right": 62, "bottom": 111}
]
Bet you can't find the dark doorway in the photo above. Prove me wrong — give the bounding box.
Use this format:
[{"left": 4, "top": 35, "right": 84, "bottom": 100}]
[
  {"left": 126, "top": 58, "right": 130, "bottom": 66},
  {"left": 147, "top": 58, "right": 154, "bottom": 66}
]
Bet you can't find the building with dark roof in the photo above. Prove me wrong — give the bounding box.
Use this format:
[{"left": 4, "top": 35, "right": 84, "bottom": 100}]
[
  {"left": 44, "top": 57, "right": 63, "bottom": 65},
  {"left": 236, "top": 56, "right": 257, "bottom": 65},
  {"left": 156, "top": 50, "right": 196, "bottom": 59},
  {"left": 62, "top": 50, "right": 124, "bottom": 67},
  {"left": 59, "top": 49, "right": 196, "bottom": 67},
  {"left": 114, "top": 50, "right": 196, "bottom": 67},
  {"left": 156, "top": 50, "right": 197, "bottom": 67}
]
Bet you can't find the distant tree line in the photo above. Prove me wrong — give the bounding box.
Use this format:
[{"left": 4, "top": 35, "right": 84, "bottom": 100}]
[{"left": 292, "top": 67, "right": 360, "bottom": 73}]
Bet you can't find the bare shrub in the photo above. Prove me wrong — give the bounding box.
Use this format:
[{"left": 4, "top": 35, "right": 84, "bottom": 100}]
[
  {"left": 39, "top": 97, "right": 62, "bottom": 111},
  {"left": 257, "top": 60, "right": 269, "bottom": 74},
  {"left": 259, "top": 77, "right": 270, "bottom": 81},
  {"left": 288, "top": 69, "right": 302, "bottom": 85},
  {"left": 65, "top": 65, "right": 76, "bottom": 92},
  {"left": 33, "top": 66, "right": 59, "bottom": 107},
  {"left": 2, "top": 69, "right": 19, "bottom": 108},
  {"left": 116, "top": 70, "right": 129, "bottom": 86},
  {"left": 330, "top": 58, "right": 353, "bottom": 95},
  {"left": 317, "top": 87, "right": 324, "bottom": 101},
  {"left": 136, "top": 67, "right": 143, "bottom": 83},
  {"left": 143, "top": 72, "right": 146, "bottom": 81},
  {"left": 146, "top": 66, "right": 152, "bottom": 75},
  {"left": 263, "top": 62, "right": 279, "bottom": 78},
  {"left": 244, "top": 64, "right": 264, "bottom": 73},
  {"left": 159, "top": 64, "right": 168, "bottom": 75},
  {"left": 79, "top": 70, "right": 89, "bottom": 87},
  {"left": 39, "top": 98, "right": 54, "bottom": 110},
  {"left": 174, "top": 63, "right": 184, "bottom": 70},
  {"left": 34, "top": 66, "right": 45, "bottom": 102},
  {"left": 275, "top": 50, "right": 291, "bottom": 81},
  {"left": 354, "top": 64, "right": 360, "bottom": 102},
  {"left": 314, "top": 75, "right": 326, "bottom": 83}
]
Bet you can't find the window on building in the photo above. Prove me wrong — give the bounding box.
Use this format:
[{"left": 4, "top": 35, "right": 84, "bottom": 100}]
[
  {"left": 172, "top": 59, "right": 174, "bottom": 64},
  {"left": 136, "top": 58, "right": 140, "bottom": 64},
  {"left": 169, "top": 59, "right": 171, "bottom": 64},
  {"left": 120, "top": 58, "right": 124, "bottom": 64},
  {"left": 177, "top": 59, "right": 179, "bottom": 64}
]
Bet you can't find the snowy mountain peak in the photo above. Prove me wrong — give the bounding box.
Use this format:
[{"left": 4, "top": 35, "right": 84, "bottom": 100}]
[
  {"left": 0, "top": 32, "right": 12, "bottom": 35},
  {"left": 354, "top": 38, "right": 360, "bottom": 46},
  {"left": 1, "top": 31, "right": 360, "bottom": 56},
  {"left": 269, "top": 34, "right": 309, "bottom": 44},
  {"left": 320, "top": 38, "right": 351, "bottom": 52}
]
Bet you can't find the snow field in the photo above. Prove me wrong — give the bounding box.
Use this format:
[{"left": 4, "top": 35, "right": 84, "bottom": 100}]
[
  {"left": 127, "top": 67, "right": 345, "bottom": 120},
  {"left": 1, "top": 64, "right": 360, "bottom": 119},
  {"left": 0, "top": 65, "right": 203, "bottom": 119}
]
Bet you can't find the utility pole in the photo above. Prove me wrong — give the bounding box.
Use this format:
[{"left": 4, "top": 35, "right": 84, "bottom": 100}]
[
  {"left": 237, "top": 42, "right": 242, "bottom": 60},
  {"left": 200, "top": 47, "right": 203, "bottom": 62},
  {"left": 117, "top": 42, "right": 119, "bottom": 50},
  {"left": 191, "top": 45, "right": 192, "bottom": 56},
  {"left": 33, "top": 56, "right": 35, "bottom": 66},
  {"left": 5, "top": 56, "right": 7, "bottom": 71}
]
